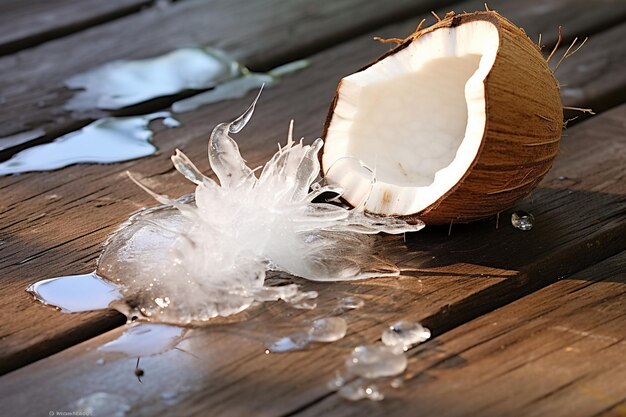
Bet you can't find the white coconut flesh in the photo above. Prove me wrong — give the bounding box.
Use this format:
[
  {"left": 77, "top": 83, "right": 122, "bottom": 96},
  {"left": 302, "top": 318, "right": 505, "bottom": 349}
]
[{"left": 323, "top": 21, "right": 500, "bottom": 215}]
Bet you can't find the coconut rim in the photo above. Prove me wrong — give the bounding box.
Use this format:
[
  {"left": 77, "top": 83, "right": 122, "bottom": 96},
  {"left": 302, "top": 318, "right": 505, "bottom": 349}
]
[{"left": 321, "top": 11, "right": 513, "bottom": 217}]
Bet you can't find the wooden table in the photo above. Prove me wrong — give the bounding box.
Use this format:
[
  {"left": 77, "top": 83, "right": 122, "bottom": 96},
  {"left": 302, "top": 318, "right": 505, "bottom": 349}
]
[{"left": 0, "top": 1, "right": 624, "bottom": 416}]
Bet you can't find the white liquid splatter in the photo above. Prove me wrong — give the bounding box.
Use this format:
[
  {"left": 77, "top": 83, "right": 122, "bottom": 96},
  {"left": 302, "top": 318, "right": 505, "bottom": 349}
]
[
  {"left": 64, "top": 46, "right": 308, "bottom": 113},
  {"left": 0, "top": 112, "right": 179, "bottom": 175},
  {"left": 98, "top": 323, "right": 187, "bottom": 357},
  {"left": 65, "top": 48, "right": 242, "bottom": 111}
]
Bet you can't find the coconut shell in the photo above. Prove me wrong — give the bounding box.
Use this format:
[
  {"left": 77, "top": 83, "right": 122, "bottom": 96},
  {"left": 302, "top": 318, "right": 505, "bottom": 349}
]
[{"left": 322, "top": 11, "right": 563, "bottom": 224}]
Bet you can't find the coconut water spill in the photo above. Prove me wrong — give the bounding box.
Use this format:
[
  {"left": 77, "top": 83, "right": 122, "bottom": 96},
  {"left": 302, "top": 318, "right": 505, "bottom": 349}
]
[
  {"left": 0, "top": 48, "right": 307, "bottom": 176},
  {"left": 0, "top": 113, "right": 179, "bottom": 175}
]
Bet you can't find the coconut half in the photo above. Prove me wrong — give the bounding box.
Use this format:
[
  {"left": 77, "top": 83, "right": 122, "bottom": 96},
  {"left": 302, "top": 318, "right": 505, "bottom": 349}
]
[{"left": 322, "top": 11, "right": 563, "bottom": 224}]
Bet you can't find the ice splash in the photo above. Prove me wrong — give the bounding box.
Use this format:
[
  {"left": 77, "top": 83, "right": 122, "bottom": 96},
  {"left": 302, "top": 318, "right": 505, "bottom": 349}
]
[
  {"left": 96, "top": 91, "right": 423, "bottom": 325},
  {"left": 328, "top": 320, "right": 431, "bottom": 401},
  {"left": 0, "top": 112, "right": 179, "bottom": 176},
  {"left": 64, "top": 46, "right": 308, "bottom": 112}
]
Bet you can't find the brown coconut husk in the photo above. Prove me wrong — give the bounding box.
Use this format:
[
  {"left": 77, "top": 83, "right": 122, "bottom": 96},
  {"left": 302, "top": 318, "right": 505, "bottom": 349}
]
[{"left": 322, "top": 11, "right": 564, "bottom": 224}]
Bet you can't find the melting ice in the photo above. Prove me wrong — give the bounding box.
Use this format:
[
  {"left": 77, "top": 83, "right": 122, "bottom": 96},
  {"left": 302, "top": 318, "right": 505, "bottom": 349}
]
[
  {"left": 265, "top": 317, "right": 348, "bottom": 352},
  {"left": 329, "top": 320, "right": 431, "bottom": 401},
  {"left": 94, "top": 91, "right": 424, "bottom": 325}
]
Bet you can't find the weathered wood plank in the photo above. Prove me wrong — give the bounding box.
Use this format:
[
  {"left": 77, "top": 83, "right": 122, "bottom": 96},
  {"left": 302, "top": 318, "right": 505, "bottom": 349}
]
[
  {"left": 2, "top": 0, "right": 626, "bottom": 148},
  {"left": 0, "top": 101, "right": 623, "bottom": 417},
  {"left": 554, "top": 22, "right": 626, "bottom": 118},
  {"left": 0, "top": 0, "right": 153, "bottom": 55},
  {"left": 296, "top": 252, "right": 626, "bottom": 417},
  {"left": 0, "top": 0, "right": 460, "bottom": 145},
  {"left": 1, "top": 0, "right": 625, "bottom": 375}
]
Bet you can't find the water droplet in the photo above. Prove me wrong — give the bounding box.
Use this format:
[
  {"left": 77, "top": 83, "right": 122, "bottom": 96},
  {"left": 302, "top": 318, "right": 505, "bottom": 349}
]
[
  {"left": 307, "top": 317, "right": 347, "bottom": 342},
  {"left": 326, "top": 371, "right": 347, "bottom": 390},
  {"left": 98, "top": 323, "right": 187, "bottom": 357},
  {"left": 265, "top": 333, "right": 309, "bottom": 353},
  {"left": 511, "top": 211, "right": 534, "bottom": 231},
  {"left": 390, "top": 377, "right": 404, "bottom": 388},
  {"left": 26, "top": 272, "right": 121, "bottom": 313},
  {"left": 338, "top": 379, "right": 384, "bottom": 401},
  {"left": 66, "top": 392, "right": 130, "bottom": 417},
  {"left": 345, "top": 344, "right": 407, "bottom": 378},
  {"left": 381, "top": 321, "right": 431, "bottom": 352},
  {"left": 266, "top": 317, "right": 347, "bottom": 352},
  {"left": 336, "top": 295, "right": 365, "bottom": 313}
]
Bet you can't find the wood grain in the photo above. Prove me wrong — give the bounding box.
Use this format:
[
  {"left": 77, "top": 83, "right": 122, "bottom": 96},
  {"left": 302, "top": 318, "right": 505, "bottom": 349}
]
[
  {"left": 0, "top": 0, "right": 153, "bottom": 55},
  {"left": 0, "top": 103, "right": 623, "bottom": 417},
  {"left": 1, "top": 0, "right": 625, "bottom": 375},
  {"left": 2, "top": 0, "right": 626, "bottom": 150},
  {"left": 295, "top": 252, "right": 625, "bottom": 417}
]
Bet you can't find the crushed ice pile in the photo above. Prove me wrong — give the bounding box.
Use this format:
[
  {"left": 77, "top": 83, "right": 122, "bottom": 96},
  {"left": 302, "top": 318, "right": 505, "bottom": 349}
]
[{"left": 97, "top": 91, "right": 424, "bottom": 324}]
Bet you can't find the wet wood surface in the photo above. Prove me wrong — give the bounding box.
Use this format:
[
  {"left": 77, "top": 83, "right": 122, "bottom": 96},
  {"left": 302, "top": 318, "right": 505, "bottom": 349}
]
[
  {"left": 0, "top": 0, "right": 625, "bottom": 416},
  {"left": 1, "top": 100, "right": 624, "bottom": 417},
  {"left": 1, "top": 0, "right": 624, "bottom": 375},
  {"left": 296, "top": 251, "right": 626, "bottom": 417}
]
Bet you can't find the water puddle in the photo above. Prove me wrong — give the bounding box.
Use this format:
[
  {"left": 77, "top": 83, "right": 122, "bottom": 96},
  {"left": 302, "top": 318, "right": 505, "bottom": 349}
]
[
  {"left": 0, "top": 112, "right": 178, "bottom": 175},
  {"left": 26, "top": 272, "right": 121, "bottom": 313},
  {"left": 328, "top": 320, "right": 431, "bottom": 401},
  {"left": 98, "top": 323, "right": 187, "bottom": 357},
  {"left": 65, "top": 46, "right": 308, "bottom": 112}
]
